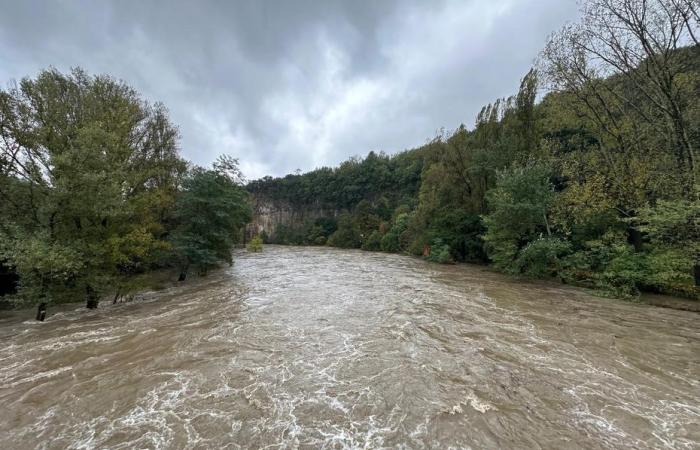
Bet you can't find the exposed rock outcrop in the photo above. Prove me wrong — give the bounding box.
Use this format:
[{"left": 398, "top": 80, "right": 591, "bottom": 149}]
[{"left": 246, "top": 195, "right": 338, "bottom": 239}]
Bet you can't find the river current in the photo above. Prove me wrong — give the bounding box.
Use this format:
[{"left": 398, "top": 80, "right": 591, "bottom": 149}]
[{"left": 0, "top": 246, "right": 698, "bottom": 449}]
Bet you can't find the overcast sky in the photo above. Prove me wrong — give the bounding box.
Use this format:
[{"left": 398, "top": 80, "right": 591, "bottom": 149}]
[{"left": 0, "top": 0, "right": 577, "bottom": 179}]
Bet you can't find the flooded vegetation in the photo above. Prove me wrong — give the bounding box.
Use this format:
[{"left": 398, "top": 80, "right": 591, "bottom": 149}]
[{"left": 1, "top": 246, "right": 697, "bottom": 449}]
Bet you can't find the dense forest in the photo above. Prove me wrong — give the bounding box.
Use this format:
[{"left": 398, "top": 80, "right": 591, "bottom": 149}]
[
  {"left": 249, "top": 0, "right": 700, "bottom": 299},
  {"left": 0, "top": 70, "right": 252, "bottom": 312}
]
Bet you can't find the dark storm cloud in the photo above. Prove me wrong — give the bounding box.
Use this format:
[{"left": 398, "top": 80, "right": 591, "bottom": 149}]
[{"left": 0, "top": 0, "right": 578, "bottom": 178}]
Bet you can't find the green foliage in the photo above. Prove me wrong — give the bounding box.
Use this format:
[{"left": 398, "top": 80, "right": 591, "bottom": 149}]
[
  {"left": 0, "top": 230, "right": 86, "bottom": 304},
  {"left": 560, "top": 232, "right": 645, "bottom": 298},
  {"left": 514, "top": 237, "right": 571, "bottom": 278},
  {"left": 246, "top": 41, "right": 700, "bottom": 299},
  {"left": 644, "top": 249, "right": 694, "bottom": 295},
  {"left": 632, "top": 200, "right": 700, "bottom": 296},
  {"left": 270, "top": 217, "right": 337, "bottom": 245},
  {"left": 0, "top": 68, "right": 188, "bottom": 305},
  {"left": 327, "top": 213, "right": 361, "bottom": 248},
  {"left": 247, "top": 235, "right": 263, "bottom": 252},
  {"left": 425, "top": 239, "right": 452, "bottom": 264},
  {"left": 361, "top": 230, "right": 383, "bottom": 251},
  {"left": 483, "top": 164, "right": 555, "bottom": 273},
  {"left": 426, "top": 209, "right": 485, "bottom": 262},
  {"left": 273, "top": 223, "right": 308, "bottom": 245},
  {"left": 172, "top": 168, "right": 251, "bottom": 276},
  {"left": 635, "top": 200, "right": 700, "bottom": 250},
  {"left": 247, "top": 150, "right": 423, "bottom": 211},
  {"left": 380, "top": 213, "right": 409, "bottom": 252}
]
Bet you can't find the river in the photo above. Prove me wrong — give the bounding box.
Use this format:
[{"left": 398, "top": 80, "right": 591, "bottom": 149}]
[{"left": 0, "top": 246, "right": 698, "bottom": 449}]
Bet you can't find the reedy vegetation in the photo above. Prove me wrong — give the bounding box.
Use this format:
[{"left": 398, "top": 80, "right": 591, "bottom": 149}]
[{"left": 248, "top": 0, "right": 700, "bottom": 299}]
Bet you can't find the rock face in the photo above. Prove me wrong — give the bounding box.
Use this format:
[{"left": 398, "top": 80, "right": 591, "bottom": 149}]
[{"left": 246, "top": 194, "right": 338, "bottom": 240}]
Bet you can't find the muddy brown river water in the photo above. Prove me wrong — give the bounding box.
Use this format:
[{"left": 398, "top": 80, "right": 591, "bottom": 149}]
[{"left": 0, "top": 246, "right": 698, "bottom": 449}]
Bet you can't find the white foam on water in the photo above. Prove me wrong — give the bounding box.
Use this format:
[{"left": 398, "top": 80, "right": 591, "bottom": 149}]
[{"left": 1, "top": 366, "right": 73, "bottom": 389}]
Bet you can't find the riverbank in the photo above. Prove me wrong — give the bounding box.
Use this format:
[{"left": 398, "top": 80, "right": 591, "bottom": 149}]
[
  {"left": 3, "top": 246, "right": 696, "bottom": 322},
  {"left": 0, "top": 268, "right": 186, "bottom": 321},
  {"left": 262, "top": 244, "right": 700, "bottom": 312}
]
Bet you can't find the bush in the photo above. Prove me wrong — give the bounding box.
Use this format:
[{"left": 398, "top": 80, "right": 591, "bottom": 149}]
[
  {"left": 361, "top": 230, "right": 383, "bottom": 251},
  {"left": 272, "top": 223, "right": 306, "bottom": 245},
  {"left": 427, "top": 209, "right": 486, "bottom": 262},
  {"left": 561, "top": 231, "right": 644, "bottom": 298},
  {"left": 600, "top": 250, "right": 646, "bottom": 298},
  {"left": 327, "top": 213, "right": 361, "bottom": 248},
  {"left": 380, "top": 213, "right": 409, "bottom": 252},
  {"left": 425, "top": 238, "right": 452, "bottom": 264},
  {"left": 380, "top": 231, "right": 401, "bottom": 252},
  {"left": 306, "top": 225, "right": 328, "bottom": 246},
  {"left": 643, "top": 249, "right": 696, "bottom": 297},
  {"left": 247, "top": 236, "right": 263, "bottom": 252},
  {"left": 514, "top": 237, "right": 571, "bottom": 278}
]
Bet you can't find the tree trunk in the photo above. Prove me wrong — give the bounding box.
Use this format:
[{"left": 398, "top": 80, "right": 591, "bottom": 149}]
[
  {"left": 86, "top": 285, "right": 99, "bottom": 309},
  {"left": 36, "top": 302, "right": 47, "bottom": 322},
  {"left": 178, "top": 264, "right": 189, "bottom": 282},
  {"left": 694, "top": 263, "right": 700, "bottom": 287}
]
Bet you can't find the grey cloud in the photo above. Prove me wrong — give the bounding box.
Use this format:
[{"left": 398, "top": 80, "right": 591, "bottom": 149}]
[{"left": 0, "top": 0, "right": 577, "bottom": 178}]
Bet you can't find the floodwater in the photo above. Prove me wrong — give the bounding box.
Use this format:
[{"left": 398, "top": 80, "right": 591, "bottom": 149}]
[{"left": 0, "top": 246, "right": 698, "bottom": 449}]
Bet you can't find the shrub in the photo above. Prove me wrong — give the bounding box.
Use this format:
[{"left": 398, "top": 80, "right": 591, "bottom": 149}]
[
  {"left": 561, "top": 231, "right": 644, "bottom": 298},
  {"left": 427, "top": 209, "right": 486, "bottom": 262},
  {"left": 361, "top": 230, "right": 383, "bottom": 251},
  {"left": 327, "top": 213, "right": 361, "bottom": 248},
  {"left": 246, "top": 236, "right": 263, "bottom": 252},
  {"left": 380, "top": 213, "right": 409, "bottom": 252},
  {"left": 380, "top": 231, "right": 400, "bottom": 252},
  {"left": 425, "top": 239, "right": 453, "bottom": 264},
  {"left": 514, "top": 237, "right": 571, "bottom": 278}
]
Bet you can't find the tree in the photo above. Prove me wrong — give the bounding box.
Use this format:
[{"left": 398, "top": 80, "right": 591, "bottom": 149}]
[
  {"left": 483, "top": 164, "right": 557, "bottom": 272},
  {"left": 381, "top": 213, "right": 409, "bottom": 252},
  {"left": 327, "top": 213, "right": 361, "bottom": 248},
  {"left": 0, "top": 68, "right": 186, "bottom": 308},
  {"left": 172, "top": 166, "right": 251, "bottom": 279},
  {"left": 541, "top": 0, "right": 700, "bottom": 194}
]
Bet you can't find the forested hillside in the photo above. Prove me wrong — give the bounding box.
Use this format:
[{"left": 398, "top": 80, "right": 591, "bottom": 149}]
[{"left": 248, "top": 0, "right": 700, "bottom": 299}]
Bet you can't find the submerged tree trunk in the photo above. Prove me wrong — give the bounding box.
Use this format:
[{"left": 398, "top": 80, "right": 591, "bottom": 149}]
[
  {"left": 35, "top": 302, "right": 47, "bottom": 322},
  {"left": 86, "top": 285, "right": 99, "bottom": 309},
  {"left": 178, "top": 264, "right": 189, "bottom": 282}
]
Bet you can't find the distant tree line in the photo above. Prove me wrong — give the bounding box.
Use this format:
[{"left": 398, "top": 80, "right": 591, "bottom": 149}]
[
  {"left": 249, "top": 0, "right": 700, "bottom": 299},
  {"left": 0, "top": 69, "right": 251, "bottom": 311}
]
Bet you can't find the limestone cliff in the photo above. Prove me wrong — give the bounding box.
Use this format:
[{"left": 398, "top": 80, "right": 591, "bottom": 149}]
[{"left": 246, "top": 194, "right": 338, "bottom": 239}]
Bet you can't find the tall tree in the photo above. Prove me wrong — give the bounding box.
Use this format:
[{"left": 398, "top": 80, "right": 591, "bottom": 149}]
[
  {"left": 541, "top": 0, "right": 700, "bottom": 194},
  {"left": 0, "top": 68, "right": 186, "bottom": 307},
  {"left": 172, "top": 160, "right": 251, "bottom": 280}
]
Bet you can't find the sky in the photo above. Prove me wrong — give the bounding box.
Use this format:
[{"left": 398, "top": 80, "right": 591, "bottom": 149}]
[{"left": 0, "top": 0, "right": 578, "bottom": 179}]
